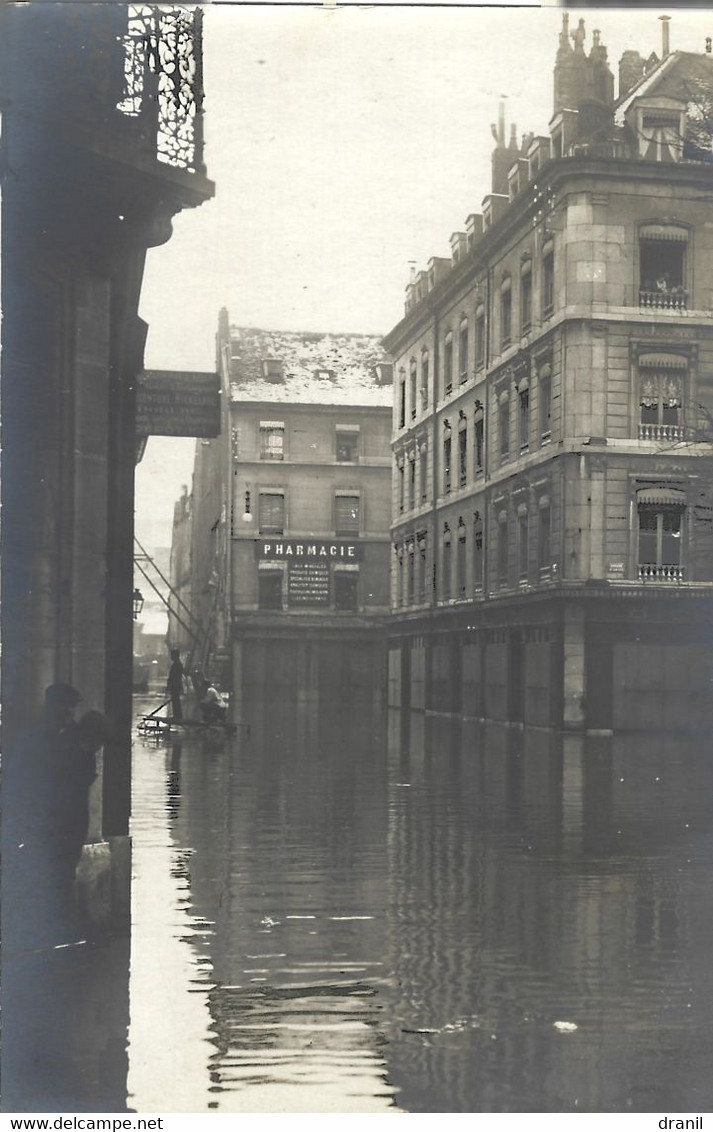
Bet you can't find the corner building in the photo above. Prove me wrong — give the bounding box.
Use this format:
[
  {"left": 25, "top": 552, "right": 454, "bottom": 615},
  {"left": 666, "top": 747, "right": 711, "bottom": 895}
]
[
  {"left": 179, "top": 312, "right": 393, "bottom": 711},
  {"left": 385, "top": 16, "right": 713, "bottom": 731}
]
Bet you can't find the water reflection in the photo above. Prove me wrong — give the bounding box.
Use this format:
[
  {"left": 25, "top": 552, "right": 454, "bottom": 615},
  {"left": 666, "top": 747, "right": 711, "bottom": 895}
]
[{"left": 130, "top": 699, "right": 713, "bottom": 1113}]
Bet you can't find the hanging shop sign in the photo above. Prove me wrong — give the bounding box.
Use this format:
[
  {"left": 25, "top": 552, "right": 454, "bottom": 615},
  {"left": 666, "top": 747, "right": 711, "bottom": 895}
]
[
  {"left": 136, "top": 370, "right": 221, "bottom": 437},
  {"left": 255, "top": 539, "right": 364, "bottom": 562},
  {"left": 287, "top": 560, "right": 331, "bottom": 606}
]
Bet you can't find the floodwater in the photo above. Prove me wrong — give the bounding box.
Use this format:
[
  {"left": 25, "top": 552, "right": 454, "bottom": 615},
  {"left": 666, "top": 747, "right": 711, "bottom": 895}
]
[{"left": 128, "top": 697, "right": 713, "bottom": 1113}]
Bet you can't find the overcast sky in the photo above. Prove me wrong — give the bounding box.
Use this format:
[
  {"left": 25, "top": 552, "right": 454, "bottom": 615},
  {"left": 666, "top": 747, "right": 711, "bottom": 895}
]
[{"left": 135, "top": 4, "right": 713, "bottom": 553}]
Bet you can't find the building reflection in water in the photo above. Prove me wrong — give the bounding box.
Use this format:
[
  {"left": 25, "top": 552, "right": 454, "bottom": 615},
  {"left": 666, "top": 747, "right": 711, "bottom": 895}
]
[{"left": 130, "top": 691, "right": 713, "bottom": 1113}]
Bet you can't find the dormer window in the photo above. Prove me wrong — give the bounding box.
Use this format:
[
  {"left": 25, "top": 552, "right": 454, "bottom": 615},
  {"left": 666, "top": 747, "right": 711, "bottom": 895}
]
[{"left": 631, "top": 97, "right": 686, "bottom": 162}]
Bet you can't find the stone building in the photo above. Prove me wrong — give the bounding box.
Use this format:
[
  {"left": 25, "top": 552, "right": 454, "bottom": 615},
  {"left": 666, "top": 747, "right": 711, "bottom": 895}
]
[
  {"left": 173, "top": 311, "right": 393, "bottom": 710},
  {"left": 1, "top": 5, "right": 213, "bottom": 923},
  {"left": 386, "top": 15, "right": 713, "bottom": 731}
]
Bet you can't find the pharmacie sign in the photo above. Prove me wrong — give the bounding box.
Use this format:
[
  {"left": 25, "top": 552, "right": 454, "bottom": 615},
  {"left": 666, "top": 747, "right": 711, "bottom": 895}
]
[{"left": 255, "top": 539, "right": 363, "bottom": 562}]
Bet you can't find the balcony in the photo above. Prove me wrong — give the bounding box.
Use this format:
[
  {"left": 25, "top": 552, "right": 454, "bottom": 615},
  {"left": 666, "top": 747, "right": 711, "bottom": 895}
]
[
  {"left": 639, "top": 289, "right": 688, "bottom": 313},
  {"left": 638, "top": 423, "right": 685, "bottom": 442},
  {"left": 638, "top": 564, "right": 684, "bottom": 582}
]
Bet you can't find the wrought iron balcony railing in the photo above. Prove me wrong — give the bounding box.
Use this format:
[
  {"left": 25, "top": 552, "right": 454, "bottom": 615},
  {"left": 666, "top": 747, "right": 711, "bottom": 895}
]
[
  {"left": 117, "top": 4, "right": 205, "bottom": 174},
  {"left": 638, "top": 564, "right": 684, "bottom": 582},
  {"left": 639, "top": 289, "right": 688, "bottom": 312}
]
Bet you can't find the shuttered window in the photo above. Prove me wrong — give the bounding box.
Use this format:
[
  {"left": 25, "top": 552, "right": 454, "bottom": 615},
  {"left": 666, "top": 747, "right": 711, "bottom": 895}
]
[
  {"left": 259, "top": 493, "right": 285, "bottom": 535},
  {"left": 335, "top": 495, "right": 360, "bottom": 535}
]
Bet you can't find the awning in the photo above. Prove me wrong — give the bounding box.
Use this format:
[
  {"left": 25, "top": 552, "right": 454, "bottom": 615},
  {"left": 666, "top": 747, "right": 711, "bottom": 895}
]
[
  {"left": 638, "top": 352, "right": 688, "bottom": 370},
  {"left": 259, "top": 420, "right": 285, "bottom": 429},
  {"left": 640, "top": 223, "right": 689, "bottom": 242},
  {"left": 637, "top": 486, "right": 687, "bottom": 507}
]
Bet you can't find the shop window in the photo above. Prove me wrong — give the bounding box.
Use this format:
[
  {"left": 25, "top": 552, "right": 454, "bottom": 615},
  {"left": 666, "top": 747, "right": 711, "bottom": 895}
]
[
  {"left": 639, "top": 364, "right": 685, "bottom": 441},
  {"left": 444, "top": 332, "right": 454, "bottom": 396},
  {"left": 258, "top": 571, "right": 283, "bottom": 609},
  {"left": 520, "top": 263, "right": 532, "bottom": 333},
  {"left": 259, "top": 492, "right": 285, "bottom": 535},
  {"left": 259, "top": 423, "right": 285, "bottom": 460},
  {"left": 410, "top": 359, "right": 418, "bottom": 419},
  {"left": 637, "top": 488, "right": 685, "bottom": 581},
  {"left": 639, "top": 228, "right": 687, "bottom": 311},
  {"left": 334, "top": 572, "right": 358, "bottom": 610},
  {"left": 459, "top": 319, "right": 469, "bottom": 384},
  {"left": 336, "top": 430, "right": 358, "bottom": 462},
  {"left": 335, "top": 494, "right": 360, "bottom": 535}
]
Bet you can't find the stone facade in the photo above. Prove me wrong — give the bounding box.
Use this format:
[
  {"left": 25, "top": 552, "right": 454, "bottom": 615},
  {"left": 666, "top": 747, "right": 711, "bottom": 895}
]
[{"left": 385, "top": 17, "right": 713, "bottom": 731}]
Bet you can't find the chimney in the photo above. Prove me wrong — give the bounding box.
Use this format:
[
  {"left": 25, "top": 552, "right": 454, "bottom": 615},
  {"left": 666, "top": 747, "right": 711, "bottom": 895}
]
[
  {"left": 618, "top": 49, "right": 645, "bottom": 99},
  {"left": 660, "top": 15, "right": 671, "bottom": 58}
]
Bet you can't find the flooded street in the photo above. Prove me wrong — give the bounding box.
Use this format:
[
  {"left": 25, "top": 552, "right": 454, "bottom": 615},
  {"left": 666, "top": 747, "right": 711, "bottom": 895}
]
[{"left": 128, "top": 698, "right": 713, "bottom": 1113}]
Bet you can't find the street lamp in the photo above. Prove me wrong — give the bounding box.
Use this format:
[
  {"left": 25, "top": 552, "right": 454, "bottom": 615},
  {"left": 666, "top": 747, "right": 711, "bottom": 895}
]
[{"left": 132, "top": 588, "right": 145, "bottom": 620}]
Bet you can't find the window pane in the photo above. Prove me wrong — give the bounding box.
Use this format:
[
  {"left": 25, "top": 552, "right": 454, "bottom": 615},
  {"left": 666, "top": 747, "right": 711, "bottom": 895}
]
[
  {"left": 336, "top": 432, "right": 358, "bottom": 462},
  {"left": 662, "top": 508, "right": 682, "bottom": 565},
  {"left": 459, "top": 429, "right": 467, "bottom": 485},
  {"left": 538, "top": 506, "right": 550, "bottom": 572},
  {"left": 442, "top": 541, "right": 451, "bottom": 600},
  {"left": 518, "top": 513, "right": 528, "bottom": 579},
  {"left": 474, "top": 418, "right": 484, "bottom": 472},
  {"left": 457, "top": 534, "right": 466, "bottom": 595},
  {"left": 259, "top": 493, "right": 284, "bottom": 535},
  {"left": 473, "top": 518, "right": 483, "bottom": 590},
  {"left": 334, "top": 573, "right": 358, "bottom": 610},
  {"left": 498, "top": 521, "right": 508, "bottom": 583},
  {"left": 260, "top": 427, "right": 284, "bottom": 460},
  {"left": 259, "top": 572, "right": 282, "bottom": 609},
  {"left": 443, "top": 436, "right": 452, "bottom": 492},
  {"left": 336, "top": 495, "right": 360, "bottom": 534}
]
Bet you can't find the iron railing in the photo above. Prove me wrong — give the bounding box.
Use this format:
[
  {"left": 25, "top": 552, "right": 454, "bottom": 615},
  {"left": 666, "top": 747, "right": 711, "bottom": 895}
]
[{"left": 639, "top": 289, "right": 688, "bottom": 312}]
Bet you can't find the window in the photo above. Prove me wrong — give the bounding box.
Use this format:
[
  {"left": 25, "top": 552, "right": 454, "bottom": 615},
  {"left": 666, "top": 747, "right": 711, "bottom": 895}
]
[
  {"left": 639, "top": 368, "right": 684, "bottom": 441},
  {"left": 398, "top": 370, "right": 406, "bottom": 428},
  {"left": 637, "top": 488, "right": 685, "bottom": 580},
  {"left": 517, "top": 504, "right": 529, "bottom": 581},
  {"left": 520, "top": 263, "right": 532, "bottom": 333},
  {"left": 459, "top": 426, "right": 467, "bottom": 486},
  {"left": 542, "top": 245, "right": 554, "bottom": 318},
  {"left": 457, "top": 522, "right": 467, "bottom": 596},
  {"left": 539, "top": 364, "right": 552, "bottom": 440},
  {"left": 336, "top": 430, "right": 358, "bottom": 462},
  {"left": 639, "top": 227, "right": 687, "bottom": 311},
  {"left": 443, "top": 432, "right": 452, "bottom": 494},
  {"left": 262, "top": 358, "right": 283, "bottom": 382},
  {"left": 335, "top": 494, "right": 360, "bottom": 535},
  {"left": 518, "top": 380, "right": 530, "bottom": 452},
  {"left": 459, "top": 319, "right": 469, "bottom": 384},
  {"left": 421, "top": 351, "right": 430, "bottom": 410},
  {"left": 259, "top": 571, "right": 283, "bottom": 609},
  {"left": 497, "top": 511, "right": 509, "bottom": 586},
  {"left": 442, "top": 528, "right": 452, "bottom": 601},
  {"left": 499, "top": 390, "right": 510, "bottom": 459},
  {"left": 474, "top": 404, "right": 484, "bottom": 474},
  {"left": 501, "top": 278, "right": 512, "bottom": 348},
  {"left": 406, "top": 544, "right": 415, "bottom": 606},
  {"left": 475, "top": 306, "right": 486, "bottom": 370},
  {"left": 417, "top": 533, "right": 428, "bottom": 603},
  {"left": 473, "top": 511, "right": 484, "bottom": 591},
  {"left": 259, "top": 492, "right": 285, "bottom": 535},
  {"left": 259, "top": 423, "right": 285, "bottom": 460},
  {"left": 410, "top": 359, "right": 418, "bottom": 419},
  {"left": 420, "top": 446, "right": 428, "bottom": 502},
  {"left": 398, "top": 462, "right": 405, "bottom": 512},
  {"left": 408, "top": 456, "right": 416, "bottom": 510},
  {"left": 538, "top": 499, "right": 551, "bottom": 577},
  {"left": 444, "top": 333, "right": 454, "bottom": 395},
  {"left": 334, "top": 572, "right": 358, "bottom": 610}
]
